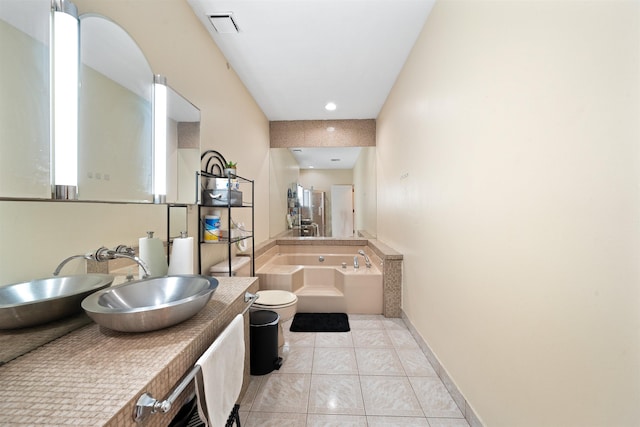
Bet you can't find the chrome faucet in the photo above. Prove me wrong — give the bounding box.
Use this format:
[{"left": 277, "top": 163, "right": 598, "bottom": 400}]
[
  {"left": 358, "top": 250, "right": 372, "bottom": 268},
  {"left": 97, "top": 246, "right": 151, "bottom": 279},
  {"left": 354, "top": 256, "right": 359, "bottom": 269},
  {"left": 53, "top": 252, "right": 97, "bottom": 276},
  {"left": 53, "top": 245, "right": 151, "bottom": 278}
]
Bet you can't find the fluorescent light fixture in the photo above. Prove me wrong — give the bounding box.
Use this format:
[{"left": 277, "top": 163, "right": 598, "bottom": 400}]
[
  {"left": 324, "top": 102, "right": 337, "bottom": 111},
  {"left": 153, "top": 75, "right": 167, "bottom": 203},
  {"left": 51, "top": 1, "right": 79, "bottom": 199}
]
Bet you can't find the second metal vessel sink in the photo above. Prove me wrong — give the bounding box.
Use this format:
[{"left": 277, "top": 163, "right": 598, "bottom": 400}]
[
  {"left": 0, "top": 274, "right": 115, "bottom": 330},
  {"left": 81, "top": 275, "right": 219, "bottom": 333}
]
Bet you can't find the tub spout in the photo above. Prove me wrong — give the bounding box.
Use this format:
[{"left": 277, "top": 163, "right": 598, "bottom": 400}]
[
  {"left": 358, "top": 250, "right": 372, "bottom": 268},
  {"left": 354, "top": 256, "right": 359, "bottom": 269}
]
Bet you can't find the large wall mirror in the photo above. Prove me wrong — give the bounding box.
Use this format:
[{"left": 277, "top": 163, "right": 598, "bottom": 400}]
[
  {"left": 0, "top": 3, "right": 199, "bottom": 205},
  {"left": 269, "top": 147, "right": 377, "bottom": 239},
  {"left": 0, "top": 0, "right": 51, "bottom": 199},
  {"left": 165, "top": 85, "right": 200, "bottom": 205},
  {"left": 78, "top": 14, "right": 153, "bottom": 202}
]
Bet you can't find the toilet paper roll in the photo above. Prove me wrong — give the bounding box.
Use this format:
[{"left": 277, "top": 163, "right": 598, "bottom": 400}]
[
  {"left": 168, "top": 236, "right": 194, "bottom": 275},
  {"left": 139, "top": 234, "right": 168, "bottom": 277}
]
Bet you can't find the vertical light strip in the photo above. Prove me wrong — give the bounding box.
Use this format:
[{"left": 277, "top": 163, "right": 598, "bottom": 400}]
[
  {"left": 52, "top": 2, "right": 79, "bottom": 199},
  {"left": 153, "top": 75, "right": 167, "bottom": 203}
]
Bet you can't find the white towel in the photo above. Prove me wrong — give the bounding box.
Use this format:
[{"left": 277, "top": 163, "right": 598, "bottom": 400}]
[{"left": 195, "top": 314, "right": 245, "bottom": 427}]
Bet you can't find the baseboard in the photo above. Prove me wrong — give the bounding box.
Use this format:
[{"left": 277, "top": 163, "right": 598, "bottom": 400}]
[{"left": 401, "top": 310, "right": 484, "bottom": 427}]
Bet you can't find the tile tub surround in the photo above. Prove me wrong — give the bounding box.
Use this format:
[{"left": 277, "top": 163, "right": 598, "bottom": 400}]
[
  {"left": 0, "top": 277, "right": 258, "bottom": 427},
  {"left": 254, "top": 238, "right": 403, "bottom": 317}
]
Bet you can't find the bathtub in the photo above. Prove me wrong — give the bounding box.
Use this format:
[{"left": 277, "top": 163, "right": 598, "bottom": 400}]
[{"left": 256, "top": 250, "right": 383, "bottom": 314}]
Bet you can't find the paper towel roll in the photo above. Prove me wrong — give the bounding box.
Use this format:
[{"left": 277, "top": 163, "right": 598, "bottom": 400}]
[
  {"left": 139, "top": 232, "right": 168, "bottom": 277},
  {"left": 168, "top": 236, "right": 194, "bottom": 275}
]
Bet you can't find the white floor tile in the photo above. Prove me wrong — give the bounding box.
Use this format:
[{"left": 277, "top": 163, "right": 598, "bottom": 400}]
[
  {"left": 243, "top": 411, "right": 307, "bottom": 427},
  {"left": 367, "top": 415, "right": 430, "bottom": 426},
  {"left": 306, "top": 413, "right": 368, "bottom": 426},
  {"left": 251, "top": 373, "right": 311, "bottom": 413},
  {"left": 313, "top": 347, "right": 359, "bottom": 375},
  {"left": 409, "top": 376, "right": 465, "bottom": 418},
  {"left": 360, "top": 375, "right": 424, "bottom": 417},
  {"left": 315, "top": 332, "right": 354, "bottom": 348},
  {"left": 355, "top": 348, "right": 405, "bottom": 376},
  {"left": 278, "top": 346, "right": 314, "bottom": 373},
  {"left": 387, "top": 329, "right": 421, "bottom": 349},
  {"left": 284, "top": 331, "right": 316, "bottom": 347},
  {"left": 240, "top": 375, "right": 265, "bottom": 410},
  {"left": 242, "top": 315, "right": 474, "bottom": 426},
  {"left": 381, "top": 317, "right": 408, "bottom": 330},
  {"left": 427, "top": 418, "right": 471, "bottom": 427},
  {"left": 308, "top": 374, "right": 365, "bottom": 415},
  {"left": 396, "top": 348, "right": 439, "bottom": 377},
  {"left": 352, "top": 329, "right": 393, "bottom": 348},
  {"left": 348, "top": 317, "right": 384, "bottom": 330}
]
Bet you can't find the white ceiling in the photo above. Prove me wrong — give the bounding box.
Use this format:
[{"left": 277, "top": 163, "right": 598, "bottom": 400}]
[{"left": 187, "top": 0, "right": 435, "bottom": 121}]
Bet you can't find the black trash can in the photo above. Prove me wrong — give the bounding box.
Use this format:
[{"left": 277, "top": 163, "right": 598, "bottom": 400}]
[{"left": 249, "top": 310, "right": 282, "bottom": 375}]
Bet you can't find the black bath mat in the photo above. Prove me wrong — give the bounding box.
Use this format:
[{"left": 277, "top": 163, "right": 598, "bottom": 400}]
[{"left": 290, "top": 313, "right": 350, "bottom": 333}]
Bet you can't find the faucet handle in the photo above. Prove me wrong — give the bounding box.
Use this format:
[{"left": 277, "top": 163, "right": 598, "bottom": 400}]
[
  {"left": 93, "top": 246, "right": 111, "bottom": 261},
  {"left": 114, "top": 244, "right": 134, "bottom": 255}
]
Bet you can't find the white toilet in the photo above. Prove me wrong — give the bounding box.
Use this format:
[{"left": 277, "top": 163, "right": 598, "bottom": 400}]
[{"left": 251, "top": 290, "right": 298, "bottom": 348}]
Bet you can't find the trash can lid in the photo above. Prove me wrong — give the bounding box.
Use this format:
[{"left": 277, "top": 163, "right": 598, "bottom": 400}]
[{"left": 250, "top": 309, "right": 279, "bottom": 326}]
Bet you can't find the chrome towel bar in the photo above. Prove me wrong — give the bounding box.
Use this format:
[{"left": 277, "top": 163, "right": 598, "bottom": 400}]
[{"left": 134, "top": 291, "right": 258, "bottom": 423}]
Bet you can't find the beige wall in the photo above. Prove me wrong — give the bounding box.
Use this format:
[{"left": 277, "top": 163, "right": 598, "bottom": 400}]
[
  {"left": 377, "top": 1, "right": 639, "bottom": 426},
  {"left": 353, "top": 147, "right": 377, "bottom": 236},
  {"left": 1, "top": 0, "right": 270, "bottom": 282},
  {"left": 269, "top": 148, "right": 300, "bottom": 236},
  {"left": 0, "top": 202, "right": 167, "bottom": 284}
]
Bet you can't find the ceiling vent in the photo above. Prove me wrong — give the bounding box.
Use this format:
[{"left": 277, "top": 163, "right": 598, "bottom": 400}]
[{"left": 208, "top": 13, "right": 239, "bottom": 34}]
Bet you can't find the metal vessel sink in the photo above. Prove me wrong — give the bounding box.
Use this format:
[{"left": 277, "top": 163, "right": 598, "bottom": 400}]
[
  {"left": 81, "top": 275, "right": 218, "bottom": 333},
  {"left": 0, "top": 274, "right": 115, "bottom": 330}
]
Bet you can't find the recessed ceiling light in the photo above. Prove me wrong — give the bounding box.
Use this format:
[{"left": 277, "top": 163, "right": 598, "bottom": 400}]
[
  {"left": 309, "top": 166, "right": 314, "bottom": 168},
  {"left": 325, "top": 102, "right": 337, "bottom": 111}
]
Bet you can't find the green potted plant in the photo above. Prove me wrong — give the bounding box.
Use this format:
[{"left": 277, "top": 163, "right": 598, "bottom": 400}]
[{"left": 224, "top": 161, "right": 237, "bottom": 177}]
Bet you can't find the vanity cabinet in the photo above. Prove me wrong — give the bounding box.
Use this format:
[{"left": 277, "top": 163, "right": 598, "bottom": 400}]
[{"left": 197, "top": 174, "right": 255, "bottom": 277}]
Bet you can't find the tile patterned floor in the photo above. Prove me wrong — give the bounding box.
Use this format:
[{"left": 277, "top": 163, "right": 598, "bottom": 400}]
[{"left": 239, "top": 314, "right": 469, "bottom": 427}]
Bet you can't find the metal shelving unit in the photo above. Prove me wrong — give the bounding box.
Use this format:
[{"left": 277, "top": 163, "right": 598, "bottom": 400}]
[{"left": 197, "top": 173, "right": 254, "bottom": 277}]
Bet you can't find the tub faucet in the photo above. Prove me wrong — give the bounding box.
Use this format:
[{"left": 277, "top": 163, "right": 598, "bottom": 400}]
[
  {"left": 354, "top": 256, "right": 359, "bottom": 269},
  {"left": 358, "top": 250, "right": 372, "bottom": 268}
]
